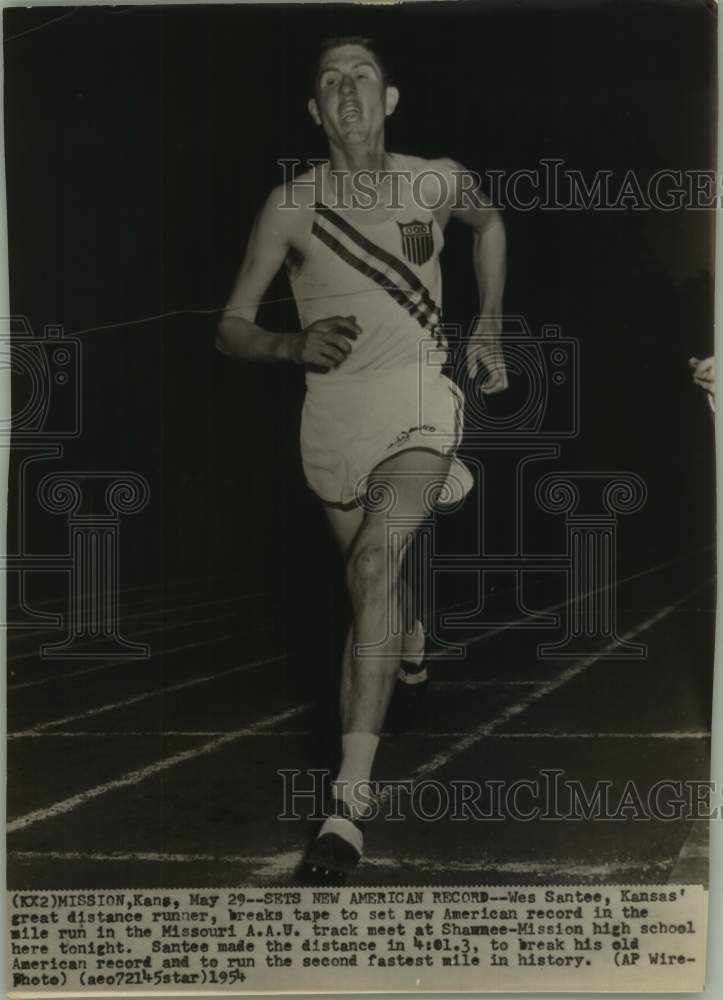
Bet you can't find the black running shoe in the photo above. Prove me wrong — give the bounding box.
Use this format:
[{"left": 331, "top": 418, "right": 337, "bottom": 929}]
[{"left": 296, "top": 797, "right": 366, "bottom": 885}]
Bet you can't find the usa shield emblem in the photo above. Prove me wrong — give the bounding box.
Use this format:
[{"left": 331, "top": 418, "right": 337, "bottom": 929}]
[{"left": 398, "top": 220, "right": 434, "bottom": 265}]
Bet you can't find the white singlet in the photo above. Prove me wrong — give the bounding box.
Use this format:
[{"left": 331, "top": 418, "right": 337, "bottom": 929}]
[
  {"left": 289, "top": 154, "right": 446, "bottom": 379},
  {"left": 288, "top": 154, "right": 473, "bottom": 508}
]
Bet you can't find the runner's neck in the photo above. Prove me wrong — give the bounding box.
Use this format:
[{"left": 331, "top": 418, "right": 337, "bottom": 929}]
[
  {"left": 319, "top": 153, "right": 400, "bottom": 220},
  {"left": 327, "top": 140, "right": 389, "bottom": 175}
]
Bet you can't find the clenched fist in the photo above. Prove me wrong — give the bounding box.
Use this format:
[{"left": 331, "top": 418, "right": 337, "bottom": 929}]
[
  {"left": 466, "top": 318, "right": 508, "bottom": 395},
  {"left": 289, "top": 315, "right": 361, "bottom": 370},
  {"left": 689, "top": 355, "right": 715, "bottom": 413}
]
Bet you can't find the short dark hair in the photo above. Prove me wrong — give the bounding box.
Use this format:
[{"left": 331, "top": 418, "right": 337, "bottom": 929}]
[{"left": 310, "top": 35, "right": 391, "bottom": 95}]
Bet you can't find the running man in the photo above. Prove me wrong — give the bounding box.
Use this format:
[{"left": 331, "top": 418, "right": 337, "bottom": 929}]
[{"left": 216, "top": 35, "right": 507, "bottom": 880}]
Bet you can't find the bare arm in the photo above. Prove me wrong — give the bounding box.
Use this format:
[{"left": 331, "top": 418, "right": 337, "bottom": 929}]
[
  {"left": 439, "top": 158, "right": 508, "bottom": 393},
  {"left": 216, "top": 188, "right": 360, "bottom": 370},
  {"left": 216, "top": 188, "right": 297, "bottom": 363}
]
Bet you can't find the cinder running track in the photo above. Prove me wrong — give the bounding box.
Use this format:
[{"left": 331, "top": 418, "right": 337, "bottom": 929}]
[{"left": 6, "top": 550, "right": 714, "bottom": 889}]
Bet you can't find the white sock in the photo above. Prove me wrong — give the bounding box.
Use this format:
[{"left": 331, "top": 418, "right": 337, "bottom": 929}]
[
  {"left": 318, "top": 732, "right": 379, "bottom": 854},
  {"left": 335, "top": 732, "right": 379, "bottom": 813}
]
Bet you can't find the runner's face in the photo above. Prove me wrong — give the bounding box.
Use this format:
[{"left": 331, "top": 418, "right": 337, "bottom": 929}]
[{"left": 310, "top": 44, "right": 396, "bottom": 145}]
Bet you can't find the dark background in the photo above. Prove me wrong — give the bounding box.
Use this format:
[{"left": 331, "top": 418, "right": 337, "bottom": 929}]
[{"left": 4, "top": 1, "right": 716, "bottom": 662}]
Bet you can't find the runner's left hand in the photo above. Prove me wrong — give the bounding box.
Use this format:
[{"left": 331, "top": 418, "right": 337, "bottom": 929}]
[
  {"left": 689, "top": 356, "right": 715, "bottom": 393},
  {"left": 466, "top": 319, "right": 508, "bottom": 395}
]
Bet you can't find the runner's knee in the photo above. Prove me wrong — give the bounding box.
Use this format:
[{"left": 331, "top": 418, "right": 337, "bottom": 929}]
[
  {"left": 347, "top": 541, "right": 386, "bottom": 605},
  {"left": 347, "top": 538, "right": 403, "bottom": 607}
]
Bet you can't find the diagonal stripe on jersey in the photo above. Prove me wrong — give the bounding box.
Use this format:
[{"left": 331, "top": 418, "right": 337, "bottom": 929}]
[
  {"left": 314, "top": 205, "right": 441, "bottom": 323},
  {"left": 311, "top": 222, "right": 441, "bottom": 331}
]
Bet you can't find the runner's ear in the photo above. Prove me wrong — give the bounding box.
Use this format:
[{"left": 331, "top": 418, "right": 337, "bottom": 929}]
[
  {"left": 384, "top": 86, "right": 400, "bottom": 118},
  {"left": 308, "top": 98, "right": 321, "bottom": 126}
]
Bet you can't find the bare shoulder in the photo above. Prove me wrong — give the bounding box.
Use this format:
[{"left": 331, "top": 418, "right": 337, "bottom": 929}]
[
  {"left": 392, "top": 152, "right": 454, "bottom": 174},
  {"left": 428, "top": 155, "right": 466, "bottom": 173},
  {"left": 393, "top": 153, "right": 473, "bottom": 211},
  {"left": 258, "top": 176, "right": 315, "bottom": 249},
  {"left": 395, "top": 153, "right": 467, "bottom": 179},
  {"left": 427, "top": 157, "right": 477, "bottom": 193}
]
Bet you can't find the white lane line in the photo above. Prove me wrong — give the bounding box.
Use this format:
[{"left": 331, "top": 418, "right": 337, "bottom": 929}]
[
  {"left": 100, "top": 589, "right": 270, "bottom": 627},
  {"left": 410, "top": 580, "right": 713, "bottom": 782},
  {"left": 428, "top": 555, "right": 713, "bottom": 659},
  {"left": 7, "top": 611, "right": 272, "bottom": 672},
  {"left": 668, "top": 821, "right": 711, "bottom": 883},
  {"left": 7, "top": 582, "right": 272, "bottom": 642},
  {"left": 433, "top": 680, "right": 544, "bottom": 690},
  {"left": 363, "top": 857, "right": 673, "bottom": 876},
  {"left": 7, "top": 544, "right": 698, "bottom": 666},
  {"left": 4, "top": 594, "right": 545, "bottom": 702},
  {"left": 7, "top": 610, "right": 259, "bottom": 668},
  {"left": 489, "top": 731, "right": 712, "bottom": 740},
  {"left": 8, "top": 580, "right": 710, "bottom": 838},
  {"left": 6, "top": 594, "right": 477, "bottom": 685},
  {"left": 5, "top": 587, "right": 495, "bottom": 678},
  {"left": 7, "top": 703, "right": 309, "bottom": 834},
  {"left": 5, "top": 570, "right": 514, "bottom": 656},
  {"left": 7, "top": 729, "right": 711, "bottom": 741},
  {"left": 8, "top": 546, "right": 701, "bottom": 710},
  {"left": 7, "top": 730, "right": 315, "bottom": 740},
  {"left": 8, "top": 631, "right": 243, "bottom": 691},
  {"left": 10, "top": 650, "right": 289, "bottom": 736},
  {"left": 6, "top": 848, "right": 672, "bottom": 881}
]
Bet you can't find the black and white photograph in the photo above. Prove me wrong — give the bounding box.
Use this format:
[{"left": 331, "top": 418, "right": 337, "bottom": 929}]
[{"left": 2, "top": 0, "right": 718, "bottom": 994}]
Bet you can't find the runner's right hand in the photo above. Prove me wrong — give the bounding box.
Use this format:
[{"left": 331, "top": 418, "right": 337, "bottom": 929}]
[{"left": 290, "top": 316, "right": 361, "bottom": 370}]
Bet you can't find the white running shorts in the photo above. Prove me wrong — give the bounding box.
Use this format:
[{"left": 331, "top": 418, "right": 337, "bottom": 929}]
[{"left": 300, "top": 363, "right": 474, "bottom": 509}]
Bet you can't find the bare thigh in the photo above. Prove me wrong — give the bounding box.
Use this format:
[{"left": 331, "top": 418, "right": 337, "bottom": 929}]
[
  {"left": 324, "top": 448, "right": 452, "bottom": 556},
  {"left": 324, "top": 504, "right": 364, "bottom": 558},
  {"left": 348, "top": 447, "right": 453, "bottom": 591},
  {"left": 366, "top": 447, "right": 453, "bottom": 524}
]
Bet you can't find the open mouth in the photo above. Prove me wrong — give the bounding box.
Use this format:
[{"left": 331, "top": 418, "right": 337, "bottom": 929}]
[{"left": 339, "top": 103, "right": 362, "bottom": 123}]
